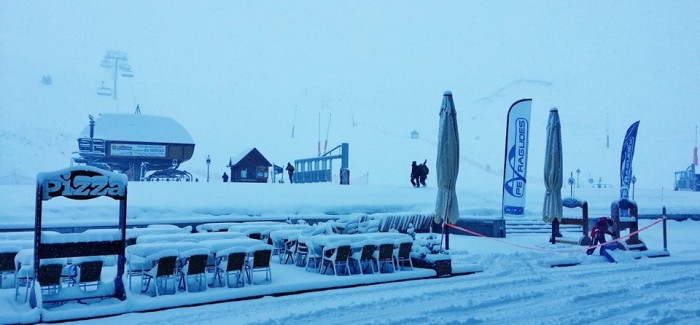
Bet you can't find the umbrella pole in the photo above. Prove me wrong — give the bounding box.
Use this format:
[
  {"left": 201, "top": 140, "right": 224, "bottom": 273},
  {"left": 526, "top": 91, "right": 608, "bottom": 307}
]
[{"left": 444, "top": 222, "right": 450, "bottom": 250}]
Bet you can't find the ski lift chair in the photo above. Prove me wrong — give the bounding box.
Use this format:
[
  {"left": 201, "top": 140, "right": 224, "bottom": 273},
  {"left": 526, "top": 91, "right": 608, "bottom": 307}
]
[
  {"left": 69, "top": 256, "right": 105, "bottom": 292},
  {"left": 393, "top": 239, "right": 414, "bottom": 271},
  {"left": 141, "top": 249, "right": 178, "bottom": 296},
  {"left": 214, "top": 246, "right": 248, "bottom": 288},
  {"left": 177, "top": 248, "right": 209, "bottom": 292},
  {"left": 320, "top": 241, "right": 352, "bottom": 276},
  {"left": 246, "top": 244, "right": 273, "bottom": 284},
  {"left": 373, "top": 239, "right": 397, "bottom": 273},
  {"left": 96, "top": 82, "right": 112, "bottom": 96},
  {"left": 350, "top": 241, "right": 378, "bottom": 275}
]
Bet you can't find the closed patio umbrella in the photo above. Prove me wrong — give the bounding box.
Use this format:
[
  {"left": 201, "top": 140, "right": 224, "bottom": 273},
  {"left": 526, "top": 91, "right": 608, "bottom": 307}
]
[
  {"left": 543, "top": 108, "right": 563, "bottom": 243},
  {"left": 435, "top": 91, "right": 460, "bottom": 249}
]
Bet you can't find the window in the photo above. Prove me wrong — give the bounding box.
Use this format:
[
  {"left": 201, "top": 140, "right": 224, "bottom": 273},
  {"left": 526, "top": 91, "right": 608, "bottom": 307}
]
[{"left": 240, "top": 169, "right": 247, "bottom": 179}]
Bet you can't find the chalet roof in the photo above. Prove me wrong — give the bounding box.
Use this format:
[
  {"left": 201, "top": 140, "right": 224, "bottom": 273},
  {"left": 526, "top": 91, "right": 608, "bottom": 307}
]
[
  {"left": 227, "top": 148, "right": 271, "bottom": 168},
  {"left": 78, "top": 114, "right": 194, "bottom": 144}
]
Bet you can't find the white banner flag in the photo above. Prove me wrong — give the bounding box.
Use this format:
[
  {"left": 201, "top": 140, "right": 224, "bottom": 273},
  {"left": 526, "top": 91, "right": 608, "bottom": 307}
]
[{"left": 502, "top": 99, "right": 532, "bottom": 218}]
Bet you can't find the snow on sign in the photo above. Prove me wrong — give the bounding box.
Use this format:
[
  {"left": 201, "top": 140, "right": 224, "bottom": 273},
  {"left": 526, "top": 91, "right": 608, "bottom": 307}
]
[
  {"left": 110, "top": 143, "right": 167, "bottom": 157},
  {"left": 38, "top": 166, "right": 127, "bottom": 200}
]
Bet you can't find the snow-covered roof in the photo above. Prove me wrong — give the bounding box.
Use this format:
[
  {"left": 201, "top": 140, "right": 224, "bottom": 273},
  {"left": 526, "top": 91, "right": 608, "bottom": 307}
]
[{"left": 78, "top": 114, "right": 194, "bottom": 144}]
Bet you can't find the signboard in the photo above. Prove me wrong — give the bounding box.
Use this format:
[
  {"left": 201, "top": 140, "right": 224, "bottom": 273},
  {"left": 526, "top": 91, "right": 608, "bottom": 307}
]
[
  {"left": 502, "top": 99, "right": 532, "bottom": 218},
  {"left": 38, "top": 166, "right": 127, "bottom": 201},
  {"left": 110, "top": 143, "right": 166, "bottom": 157}
]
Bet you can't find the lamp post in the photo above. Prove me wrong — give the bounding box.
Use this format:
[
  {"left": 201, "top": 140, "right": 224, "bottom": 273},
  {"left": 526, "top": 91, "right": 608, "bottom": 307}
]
[
  {"left": 567, "top": 172, "right": 576, "bottom": 196},
  {"left": 632, "top": 175, "right": 637, "bottom": 199},
  {"left": 576, "top": 168, "right": 581, "bottom": 188},
  {"left": 206, "top": 155, "right": 211, "bottom": 182}
]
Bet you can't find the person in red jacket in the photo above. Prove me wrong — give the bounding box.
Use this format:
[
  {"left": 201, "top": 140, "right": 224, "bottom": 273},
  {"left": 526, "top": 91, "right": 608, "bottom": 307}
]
[{"left": 586, "top": 217, "right": 615, "bottom": 255}]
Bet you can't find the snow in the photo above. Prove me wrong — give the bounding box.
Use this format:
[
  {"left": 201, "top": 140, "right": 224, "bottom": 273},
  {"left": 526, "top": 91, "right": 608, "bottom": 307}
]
[
  {"left": 77, "top": 114, "right": 195, "bottom": 145},
  {"left": 1, "top": 182, "right": 699, "bottom": 324},
  {"left": 1, "top": 0, "right": 700, "bottom": 324}
]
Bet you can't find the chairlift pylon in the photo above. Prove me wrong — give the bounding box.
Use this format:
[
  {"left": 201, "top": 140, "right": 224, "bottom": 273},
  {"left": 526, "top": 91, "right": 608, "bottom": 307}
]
[{"left": 97, "top": 81, "right": 113, "bottom": 96}]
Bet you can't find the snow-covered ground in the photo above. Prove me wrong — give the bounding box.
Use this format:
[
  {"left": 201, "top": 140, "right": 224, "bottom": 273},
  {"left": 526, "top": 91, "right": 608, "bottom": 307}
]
[{"left": 0, "top": 181, "right": 699, "bottom": 325}]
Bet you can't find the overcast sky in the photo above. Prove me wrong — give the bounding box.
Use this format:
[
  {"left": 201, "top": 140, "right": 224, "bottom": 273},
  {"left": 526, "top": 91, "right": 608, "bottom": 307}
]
[{"left": 1, "top": 1, "right": 699, "bottom": 189}]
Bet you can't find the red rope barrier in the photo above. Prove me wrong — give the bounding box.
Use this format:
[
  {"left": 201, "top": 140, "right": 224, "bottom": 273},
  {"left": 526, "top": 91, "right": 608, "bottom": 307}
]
[{"left": 445, "top": 218, "right": 666, "bottom": 254}]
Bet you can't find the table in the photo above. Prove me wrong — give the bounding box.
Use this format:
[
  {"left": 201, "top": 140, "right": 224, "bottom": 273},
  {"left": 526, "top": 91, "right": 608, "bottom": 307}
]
[
  {"left": 298, "top": 232, "right": 411, "bottom": 249},
  {"left": 199, "top": 238, "right": 263, "bottom": 256},
  {"left": 196, "top": 221, "right": 284, "bottom": 233},
  {"left": 136, "top": 231, "right": 245, "bottom": 244}
]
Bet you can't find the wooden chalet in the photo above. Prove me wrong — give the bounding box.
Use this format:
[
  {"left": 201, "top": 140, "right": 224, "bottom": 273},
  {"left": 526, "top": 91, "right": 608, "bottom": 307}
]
[{"left": 226, "top": 148, "right": 272, "bottom": 183}]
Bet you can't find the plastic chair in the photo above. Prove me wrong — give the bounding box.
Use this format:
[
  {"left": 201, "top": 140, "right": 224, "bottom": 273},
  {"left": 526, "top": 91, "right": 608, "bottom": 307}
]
[
  {"left": 14, "top": 250, "right": 33, "bottom": 302},
  {"left": 295, "top": 241, "right": 309, "bottom": 267},
  {"left": 350, "top": 241, "right": 378, "bottom": 274},
  {"left": 38, "top": 262, "right": 65, "bottom": 297},
  {"left": 214, "top": 246, "right": 248, "bottom": 288},
  {"left": 304, "top": 239, "right": 323, "bottom": 273},
  {"left": 246, "top": 245, "right": 272, "bottom": 284},
  {"left": 178, "top": 248, "right": 209, "bottom": 292},
  {"left": 141, "top": 249, "right": 178, "bottom": 296},
  {"left": 373, "top": 239, "right": 396, "bottom": 273},
  {"left": 283, "top": 239, "right": 297, "bottom": 265},
  {"left": 69, "top": 256, "right": 105, "bottom": 292},
  {"left": 393, "top": 240, "right": 414, "bottom": 271},
  {"left": 0, "top": 246, "right": 20, "bottom": 288},
  {"left": 321, "top": 241, "right": 352, "bottom": 276}
]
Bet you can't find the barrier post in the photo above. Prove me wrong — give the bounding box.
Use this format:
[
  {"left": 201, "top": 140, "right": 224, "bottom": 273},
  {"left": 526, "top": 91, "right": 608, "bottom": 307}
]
[{"left": 662, "top": 206, "right": 668, "bottom": 251}]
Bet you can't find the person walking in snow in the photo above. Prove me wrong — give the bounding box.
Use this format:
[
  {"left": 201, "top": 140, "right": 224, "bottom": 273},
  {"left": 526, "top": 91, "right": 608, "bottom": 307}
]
[
  {"left": 586, "top": 217, "right": 615, "bottom": 255},
  {"left": 410, "top": 161, "right": 421, "bottom": 187},
  {"left": 221, "top": 172, "right": 229, "bottom": 182},
  {"left": 418, "top": 159, "right": 429, "bottom": 187},
  {"left": 286, "top": 162, "right": 295, "bottom": 183}
]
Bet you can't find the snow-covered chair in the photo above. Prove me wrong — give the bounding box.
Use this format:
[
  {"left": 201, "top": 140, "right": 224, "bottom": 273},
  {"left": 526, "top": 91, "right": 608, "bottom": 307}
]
[
  {"left": 244, "top": 229, "right": 263, "bottom": 241},
  {"left": 303, "top": 238, "right": 323, "bottom": 273},
  {"left": 37, "top": 259, "right": 66, "bottom": 298},
  {"left": 141, "top": 249, "right": 178, "bottom": 296},
  {"left": 295, "top": 240, "right": 309, "bottom": 267},
  {"left": 350, "top": 240, "right": 378, "bottom": 274},
  {"left": 246, "top": 244, "right": 273, "bottom": 284},
  {"left": 320, "top": 241, "right": 352, "bottom": 276},
  {"left": 373, "top": 238, "right": 396, "bottom": 273},
  {"left": 69, "top": 256, "right": 105, "bottom": 292},
  {"left": 214, "top": 246, "right": 248, "bottom": 288},
  {"left": 393, "top": 238, "right": 414, "bottom": 271},
  {"left": 178, "top": 248, "right": 210, "bottom": 292},
  {"left": 0, "top": 246, "right": 21, "bottom": 288},
  {"left": 282, "top": 239, "right": 297, "bottom": 265}
]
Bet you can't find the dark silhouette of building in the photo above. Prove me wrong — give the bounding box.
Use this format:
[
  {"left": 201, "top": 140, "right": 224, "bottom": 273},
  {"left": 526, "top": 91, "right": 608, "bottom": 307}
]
[{"left": 226, "top": 148, "right": 272, "bottom": 183}]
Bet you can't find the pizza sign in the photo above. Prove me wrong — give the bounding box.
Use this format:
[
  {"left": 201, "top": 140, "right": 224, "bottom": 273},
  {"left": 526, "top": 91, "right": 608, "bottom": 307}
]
[{"left": 39, "top": 166, "right": 127, "bottom": 200}]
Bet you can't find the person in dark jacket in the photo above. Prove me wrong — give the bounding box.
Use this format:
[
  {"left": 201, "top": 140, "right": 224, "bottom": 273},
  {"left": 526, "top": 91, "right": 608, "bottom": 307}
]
[
  {"left": 286, "top": 162, "right": 295, "bottom": 183},
  {"left": 586, "top": 217, "right": 615, "bottom": 255},
  {"left": 221, "top": 172, "right": 229, "bottom": 182},
  {"left": 410, "top": 161, "right": 420, "bottom": 187},
  {"left": 418, "top": 159, "right": 429, "bottom": 187}
]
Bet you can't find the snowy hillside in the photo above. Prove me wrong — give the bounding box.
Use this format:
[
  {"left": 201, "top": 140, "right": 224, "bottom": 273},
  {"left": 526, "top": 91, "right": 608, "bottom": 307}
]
[{"left": 1, "top": 1, "right": 699, "bottom": 191}]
